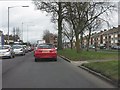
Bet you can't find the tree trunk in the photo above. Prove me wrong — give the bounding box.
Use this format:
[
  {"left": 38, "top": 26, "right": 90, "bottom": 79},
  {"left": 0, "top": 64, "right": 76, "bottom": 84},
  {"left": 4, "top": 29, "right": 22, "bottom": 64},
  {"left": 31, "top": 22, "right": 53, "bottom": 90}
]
[
  {"left": 95, "top": 38, "right": 97, "bottom": 52},
  {"left": 57, "top": 2, "right": 63, "bottom": 50},
  {"left": 87, "top": 36, "right": 90, "bottom": 51},
  {"left": 87, "top": 29, "right": 91, "bottom": 51},
  {"left": 80, "top": 32, "right": 83, "bottom": 50},
  {"left": 87, "top": 40, "right": 89, "bottom": 51},
  {"left": 75, "top": 35, "right": 80, "bottom": 53},
  {"left": 70, "top": 39, "right": 73, "bottom": 49}
]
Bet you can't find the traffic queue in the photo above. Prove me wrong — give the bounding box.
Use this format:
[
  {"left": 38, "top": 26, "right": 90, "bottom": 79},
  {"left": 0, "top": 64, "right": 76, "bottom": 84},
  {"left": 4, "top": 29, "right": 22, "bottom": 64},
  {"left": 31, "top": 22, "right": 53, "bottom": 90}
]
[{"left": 0, "top": 43, "right": 34, "bottom": 59}]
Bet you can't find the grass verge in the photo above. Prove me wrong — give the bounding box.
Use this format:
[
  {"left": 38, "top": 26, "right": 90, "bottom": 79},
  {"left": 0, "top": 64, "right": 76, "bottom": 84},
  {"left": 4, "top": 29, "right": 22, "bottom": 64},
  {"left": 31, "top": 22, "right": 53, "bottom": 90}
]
[
  {"left": 58, "top": 48, "right": 118, "bottom": 61},
  {"left": 82, "top": 60, "right": 119, "bottom": 83}
]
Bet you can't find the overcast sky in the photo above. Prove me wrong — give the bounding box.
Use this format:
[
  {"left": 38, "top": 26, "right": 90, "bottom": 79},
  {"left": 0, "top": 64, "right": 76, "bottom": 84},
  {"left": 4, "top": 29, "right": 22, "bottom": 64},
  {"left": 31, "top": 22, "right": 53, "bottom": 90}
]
[
  {"left": 0, "top": 0, "right": 57, "bottom": 43},
  {"left": 0, "top": 0, "right": 119, "bottom": 43}
]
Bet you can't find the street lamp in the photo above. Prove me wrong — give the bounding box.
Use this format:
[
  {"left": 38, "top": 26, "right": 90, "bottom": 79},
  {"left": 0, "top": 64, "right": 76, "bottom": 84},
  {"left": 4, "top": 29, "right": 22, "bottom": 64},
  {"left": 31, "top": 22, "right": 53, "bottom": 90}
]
[{"left": 8, "top": 5, "right": 29, "bottom": 45}]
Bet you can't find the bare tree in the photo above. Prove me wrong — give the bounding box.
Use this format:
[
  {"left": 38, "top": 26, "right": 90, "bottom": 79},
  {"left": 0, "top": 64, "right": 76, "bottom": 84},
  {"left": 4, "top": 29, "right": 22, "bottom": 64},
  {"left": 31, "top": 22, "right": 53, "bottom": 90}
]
[
  {"left": 16, "top": 27, "right": 21, "bottom": 39},
  {"left": 33, "top": 0, "right": 67, "bottom": 50},
  {"left": 64, "top": 2, "right": 116, "bottom": 53},
  {"left": 12, "top": 27, "right": 21, "bottom": 41},
  {"left": 85, "top": 18, "right": 102, "bottom": 51},
  {"left": 12, "top": 27, "right": 16, "bottom": 42},
  {"left": 33, "top": 1, "right": 117, "bottom": 53},
  {"left": 43, "top": 29, "right": 51, "bottom": 43},
  {"left": 62, "top": 21, "right": 74, "bottom": 49}
]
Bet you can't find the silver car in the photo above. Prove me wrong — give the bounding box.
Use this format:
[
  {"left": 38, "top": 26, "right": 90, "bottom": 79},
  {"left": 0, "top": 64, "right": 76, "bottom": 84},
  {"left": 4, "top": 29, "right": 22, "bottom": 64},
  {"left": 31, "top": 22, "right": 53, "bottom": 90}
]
[
  {"left": 0, "top": 45, "right": 15, "bottom": 58},
  {"left": 22, "top": 45, "right": 28, "bottom": 53},
  {"left": 12, "top": 45, "right": 25, "bottom": 56}
]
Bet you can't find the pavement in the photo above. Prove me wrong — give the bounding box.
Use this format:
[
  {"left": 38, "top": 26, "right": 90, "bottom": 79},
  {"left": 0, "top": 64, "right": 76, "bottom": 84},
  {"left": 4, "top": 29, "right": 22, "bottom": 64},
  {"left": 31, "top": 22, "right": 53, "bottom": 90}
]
[
  {"left": 59, "top": 55, "right": 118, "bottom": 66},
  {"left": 2, "top": 52, "right": 116, "bottom": 88},
  {"left": 59, "top": 55, "right": 119, "bottom": 87}
]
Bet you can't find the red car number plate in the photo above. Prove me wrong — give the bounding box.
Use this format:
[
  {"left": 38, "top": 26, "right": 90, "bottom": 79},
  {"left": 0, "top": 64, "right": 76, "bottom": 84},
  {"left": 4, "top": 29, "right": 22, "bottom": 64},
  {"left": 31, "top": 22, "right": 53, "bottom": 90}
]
[{"left": 42, "top": 50, "right": 49, "bottom": 53}]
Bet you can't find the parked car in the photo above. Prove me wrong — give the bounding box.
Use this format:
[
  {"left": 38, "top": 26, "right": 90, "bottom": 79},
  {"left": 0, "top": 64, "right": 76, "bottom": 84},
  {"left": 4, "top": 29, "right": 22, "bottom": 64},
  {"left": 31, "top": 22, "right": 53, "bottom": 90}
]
[
  {"left": 34, "top": 43, "right": 57, "bottom": 62},
  {"left": 22, "top": 45, "right": 28, "bottom": 53},
  {"left": 89, "top": 45, "right": 95, "bottom": 49},
  {"left": 27, "top": 46, "right": 32, "bottom": 52},
  {"left": 99, "top": 44, "right": 106, "bottom": 49},
  {"left": 12, "top": 45, "right": 25, "bottom": 56},
  {"left": 0, "top": 45, "right": 15, "bottom": 58},
  {"left": 111, "top": 45, "right": 120, "bottom": 50}
]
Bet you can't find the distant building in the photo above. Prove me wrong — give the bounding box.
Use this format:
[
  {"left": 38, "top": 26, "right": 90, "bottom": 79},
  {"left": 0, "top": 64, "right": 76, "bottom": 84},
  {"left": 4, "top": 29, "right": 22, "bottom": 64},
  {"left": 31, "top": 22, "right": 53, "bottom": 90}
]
[
  {"left": 83, "top": 26, "right": 120, "bottom": 49},
  {"left": 4, "top": 34, "right": 20, "bottom": 45},
  {"left": 44, "top": 33, "right": 58, "bottom": 47},
  {"left": 49, "top": 34, "right": 57, "bottom": 47}
]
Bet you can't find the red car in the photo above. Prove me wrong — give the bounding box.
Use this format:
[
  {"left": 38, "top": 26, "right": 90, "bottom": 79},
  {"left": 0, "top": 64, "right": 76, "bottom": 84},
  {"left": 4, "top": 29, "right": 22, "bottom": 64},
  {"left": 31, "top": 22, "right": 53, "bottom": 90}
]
[{"left": 34, "top": 43, "right": 57, "bottom": 62}]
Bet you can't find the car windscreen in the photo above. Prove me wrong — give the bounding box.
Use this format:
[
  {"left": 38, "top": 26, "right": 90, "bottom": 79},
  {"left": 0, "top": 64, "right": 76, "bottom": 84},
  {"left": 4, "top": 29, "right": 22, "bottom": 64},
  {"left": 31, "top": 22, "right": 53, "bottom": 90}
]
[
  {"left": 0, "top": 46, "right": 9, "bottom": 49},
  {"left": 37, "top": 44, "right": 54, "bottom": 49},
  {"left": 12, "top": 45, "right": 22, "bottom": 49}
]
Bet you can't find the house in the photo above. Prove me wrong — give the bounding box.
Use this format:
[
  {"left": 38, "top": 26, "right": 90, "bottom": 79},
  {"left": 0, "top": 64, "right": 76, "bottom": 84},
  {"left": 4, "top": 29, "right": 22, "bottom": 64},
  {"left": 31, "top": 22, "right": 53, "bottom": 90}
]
[
  {"left": 43, "top": 33, "right": 58, "bottom": 47},
  {"left": 83, "top": 25, "right": 120, "bottom": 49}
]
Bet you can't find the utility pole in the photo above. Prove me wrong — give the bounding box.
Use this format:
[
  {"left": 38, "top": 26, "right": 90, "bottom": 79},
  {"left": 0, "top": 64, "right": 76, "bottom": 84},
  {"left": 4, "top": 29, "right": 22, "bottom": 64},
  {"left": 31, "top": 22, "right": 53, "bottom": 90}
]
[{"left": 7, "top": 6, "right": 29, "bottom": 45}]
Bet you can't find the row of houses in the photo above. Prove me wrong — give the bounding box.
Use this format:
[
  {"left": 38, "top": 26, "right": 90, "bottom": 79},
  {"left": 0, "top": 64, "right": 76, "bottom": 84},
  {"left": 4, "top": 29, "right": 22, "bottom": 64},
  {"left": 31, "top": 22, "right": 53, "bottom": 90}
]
[
  {"left": 83, "top": 25, "right": 120, "bottom": 49},
  {"left": 45, "top": 26, "right": 119, "bottom": 49}
]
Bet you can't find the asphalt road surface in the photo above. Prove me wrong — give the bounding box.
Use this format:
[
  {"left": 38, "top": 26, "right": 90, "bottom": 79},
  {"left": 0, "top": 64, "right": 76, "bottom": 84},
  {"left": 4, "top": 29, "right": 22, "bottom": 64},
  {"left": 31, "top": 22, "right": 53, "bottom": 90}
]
[{"left": 2, "top": 52, "right": 116, "bottom": 88}]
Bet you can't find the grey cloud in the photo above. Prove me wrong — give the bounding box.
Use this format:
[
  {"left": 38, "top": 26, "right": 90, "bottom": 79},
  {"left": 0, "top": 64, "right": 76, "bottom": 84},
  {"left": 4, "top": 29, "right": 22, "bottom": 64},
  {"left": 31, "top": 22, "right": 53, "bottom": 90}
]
[{"left": 0, "top": 0, "right": 56, "bottom": 43}]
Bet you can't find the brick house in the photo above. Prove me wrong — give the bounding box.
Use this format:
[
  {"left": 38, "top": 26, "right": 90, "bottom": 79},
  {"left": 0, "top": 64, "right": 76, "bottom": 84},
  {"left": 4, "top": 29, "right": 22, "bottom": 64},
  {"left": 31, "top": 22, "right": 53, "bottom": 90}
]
[{"left": 83, "top": 25, "right": 120, "bottom": 49}]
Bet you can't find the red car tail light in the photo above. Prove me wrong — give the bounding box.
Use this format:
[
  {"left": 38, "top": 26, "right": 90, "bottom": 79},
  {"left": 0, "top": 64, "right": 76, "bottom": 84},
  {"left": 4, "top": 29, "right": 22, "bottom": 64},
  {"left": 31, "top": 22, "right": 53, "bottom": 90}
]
[
  {"left": 49, "top": 49, "right": 57, "bottom": 53},
  {"left": 36, "top": 49, "right": 42, "bottom": 52}
]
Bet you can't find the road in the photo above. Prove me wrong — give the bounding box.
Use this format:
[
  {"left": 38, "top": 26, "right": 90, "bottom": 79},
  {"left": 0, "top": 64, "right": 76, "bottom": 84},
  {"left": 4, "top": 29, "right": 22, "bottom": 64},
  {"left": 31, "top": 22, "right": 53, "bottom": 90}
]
[{"left": 2, "top": 52, "right": 116, "bottom": 88}]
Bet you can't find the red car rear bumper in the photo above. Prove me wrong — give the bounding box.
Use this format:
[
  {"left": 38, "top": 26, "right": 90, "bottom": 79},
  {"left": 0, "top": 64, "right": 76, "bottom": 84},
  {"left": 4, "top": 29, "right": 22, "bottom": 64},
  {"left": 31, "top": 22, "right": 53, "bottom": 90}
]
[{"left": 34, "top": 53, "right": 57, "bottom": 59}]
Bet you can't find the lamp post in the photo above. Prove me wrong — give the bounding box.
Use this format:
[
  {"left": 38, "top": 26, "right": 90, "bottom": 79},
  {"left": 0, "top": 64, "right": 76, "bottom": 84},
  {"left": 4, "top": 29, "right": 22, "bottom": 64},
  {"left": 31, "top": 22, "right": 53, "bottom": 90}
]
[{"left": 8, "top": 5, "right": 29, "bottom": 45}]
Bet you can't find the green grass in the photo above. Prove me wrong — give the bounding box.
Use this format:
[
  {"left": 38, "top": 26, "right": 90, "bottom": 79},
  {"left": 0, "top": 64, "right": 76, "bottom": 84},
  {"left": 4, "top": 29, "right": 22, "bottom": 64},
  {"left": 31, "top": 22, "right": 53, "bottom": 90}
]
[
  {"left": 58, "top": 48, "right": 118, "bottom": 61},
  {"left": 82, "top": 60, "right": 119, "bottom": 81}
]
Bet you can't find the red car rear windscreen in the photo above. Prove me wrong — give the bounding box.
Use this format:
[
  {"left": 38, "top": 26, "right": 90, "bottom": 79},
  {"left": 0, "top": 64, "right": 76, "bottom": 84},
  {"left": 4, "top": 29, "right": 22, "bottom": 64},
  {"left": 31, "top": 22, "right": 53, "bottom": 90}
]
[{"left": 37, "top": 44, "right": 54, "bottom": 49}]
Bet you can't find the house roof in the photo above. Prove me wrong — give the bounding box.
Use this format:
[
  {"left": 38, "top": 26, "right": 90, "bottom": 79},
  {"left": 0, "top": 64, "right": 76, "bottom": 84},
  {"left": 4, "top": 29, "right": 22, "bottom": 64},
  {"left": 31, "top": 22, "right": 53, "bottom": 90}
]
[{"left": 102, "top": 27, "right": 118, "bottom": 35}]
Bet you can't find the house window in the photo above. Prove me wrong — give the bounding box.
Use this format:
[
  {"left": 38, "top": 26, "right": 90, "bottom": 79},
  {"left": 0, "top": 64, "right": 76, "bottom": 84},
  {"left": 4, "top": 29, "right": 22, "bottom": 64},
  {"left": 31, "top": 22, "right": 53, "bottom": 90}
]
[
  {"left": 105, "top": 36, "right": 107, "bottom": 39},
  {"left": 103, "top": 41, "right": 105, "bottom": 44},
  {"left": 115, "top": 34, "right": 118, "bottom": 38},
  {"left": 103, "top": 36, "right": 105, "bottom": 39},
  {"left": 111, "top": 40, "right": 113, "bottom": 44},
  {"left": 111, "top": 35, "right": 113, "bottom": 38},
  {"left": 115, "top": 40, "right": 118, "bottom": 43}
]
